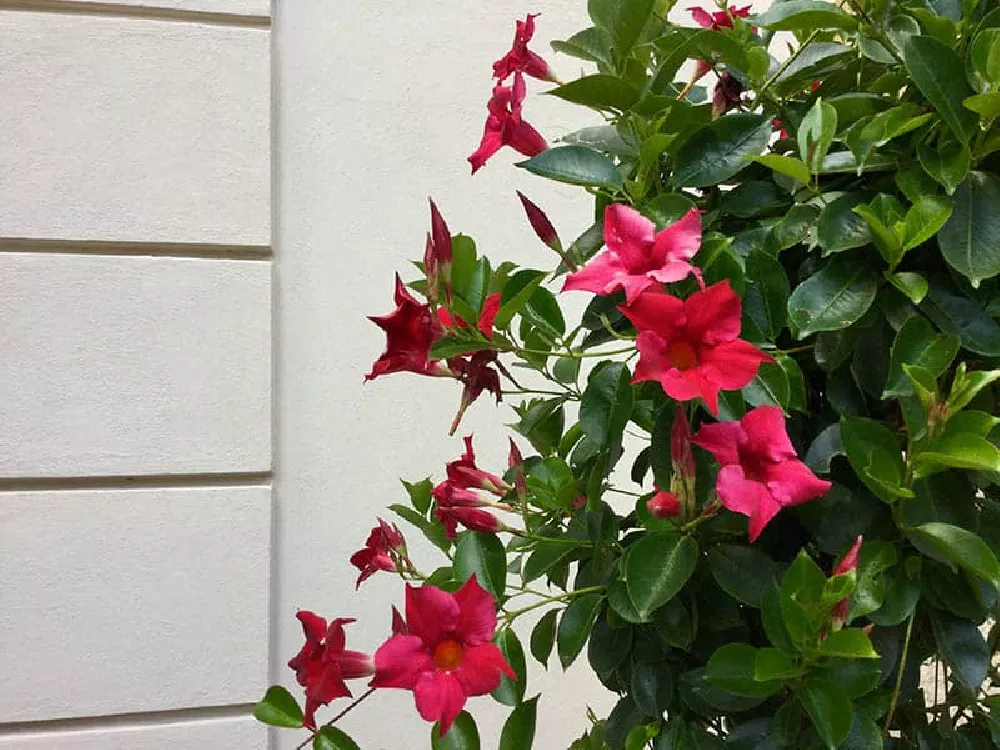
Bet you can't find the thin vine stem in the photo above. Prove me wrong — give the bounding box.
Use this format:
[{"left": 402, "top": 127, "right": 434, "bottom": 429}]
[
  {"left": 884, "top": 611, "right": 916, "bottom": 733},
  {"left": 296, "top": 688, "right": 377, "bottom": 750}
]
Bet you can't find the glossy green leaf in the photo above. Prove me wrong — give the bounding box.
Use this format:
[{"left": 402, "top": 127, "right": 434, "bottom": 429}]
[
  {"left": 903, "top": 35, "right": 977, "bottom": 141},
  {"left": 754, "top": 647, "right": 802, "bottom": 681},
  {"left": 744, "top": 360, "right": 791, "bottom": 409},
  {"left": 522, "top": 542, "right": 576, "bottom": 585},
  {"left": 787, "top": 255, "right": 879, "bottom": 338},
  {"left": 922, "top": 284, "right": 1000, "bottom": 356},
  {"left": 794, "top": 679, "right": 853, "bottom": 750},
  {"left": 522, "top": 286, "right": 566, "bottom": 340},
  {"left": 499, "top": 696, "right": 538, "bottom": 750},
  {"left": 314, "top": 727, "right": 362, "bottom": 750},
  {"left": 948, "top": 364, "right": 1000, "bottom": 412},
  {"left": 883, "top": 315, "right": 960, "bottom": 398},
  {"left": 971, "top": 28, "right": 1000, "bottom": 83},
  {"left": 625, "top": 533, "right": 699, "bottom": 618},
  {"left": 548, "top": 75, "right": 640, "bottom": 112},
  {"left": 580, "top": 361, "right": 635, "bottom": 451},
  {"left": 454, "top": 532, "right": 507, "bottom": 599},
  {"left": 817, "top": 194, "right": 872, "bottom": 256},
  {"left": 840, "top": 416, "right": 906, "bottom": 502},
  {"left": 609, "top": 0, "right": 656, "bottom": 56},
  {"left": 907, "top": 522, "right": 1000, "bottom": 585},
  {"left": 557, "top": 593, "right": 603, "bottom": 668},
  {"left": 432, "top": 711, "right": 481, "bottom": 750},
  {"left": 631, "top": 660, "right": 674, "bottom": 715},
  {"left": 964, "top": 92, "right": 1000, "bottom": 119},
  {"left": 886, "top": 272, "right": 928, "bottom": 304},
  {"left": 530, "top": 610, "right": 558, "bottom": 667},
  {"left": 496, "top": 270, "right": 546, "bottom": 329},
  {"left": 517, "top": 146, "right": 623, "bottom": 189},
  {"left": 780, "top": 551, "right": 828, "bottom": 647},
  {"left": 762, "top": 581, "right": 795, "bottom": 654},
  {"left": 817, "top": 628, "right": 879, "bottom": 658},
  {"left": 752, "top": 154, "right": 811, "bottom": 184},
  {"left": 492, "top": 628, "right": 526, "bottom": 706},
  {"left": 814, "top": 658, "right": 882, "bottom": 698},
  {"left": 918, "top": 138, "right": 970, "bottom": 195},
  {"left": 938, "top": 172, "right": 1000, "bottom": 287},
  {"left": 799, "top": 99, "right": 838, "bottom": 173},
  {"left": 253, "top": 685, "right": 304, "bottom": 728},
  {"left": 708, "top": 544, "right": 784, "bottom": 608},
  {"left": 902, "top": 194, "right": 952, "bottom": 251},
  {"left": 673, "top": 114, "right": 771, "bottom": 187},
  {"left": 745, "top": 250, "right": 790, "bottom": 340},
  {"left": 859, "top": 105, "right": 934, "bottom": 148},
  {"left": 840, "top": 713, "right": 883, "bottom": 750},
  {"left": 402, "top": 477, "right": 434, "bottom": 515},
  {"left": 929, "top": 609, "right": 989, "bottom": 690},
  {"left": 754, "top": 0, "right": 857, "bottom": 30},
  {"left": 706, "top": 643, "right": 783, "bottom": 697}
]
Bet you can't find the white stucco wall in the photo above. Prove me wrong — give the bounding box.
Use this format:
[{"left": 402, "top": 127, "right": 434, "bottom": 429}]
[{"left": 0, "top": 2, "right": 271, "bottom": 748}]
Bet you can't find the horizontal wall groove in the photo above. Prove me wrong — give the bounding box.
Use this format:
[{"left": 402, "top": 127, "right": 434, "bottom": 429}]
[
  {"left": 0, "top": 472, "right": 272, "bottom": 492},
  {"left": 0, "top": 1, "right": 269, "bottom": 27},
  {"left": 0, "top": 703, "right": 257, "bottom": 737},
  {"left": 0, "top": 238, "right": 271, "bottom": 260}
]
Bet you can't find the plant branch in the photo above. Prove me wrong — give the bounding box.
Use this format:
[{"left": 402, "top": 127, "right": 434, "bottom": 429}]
[
  {"left": 296, "top": 688, "right": 377, "bottom": 750},
  {"left": 884, "top": 612, "right": 916, "bottom": 733}
]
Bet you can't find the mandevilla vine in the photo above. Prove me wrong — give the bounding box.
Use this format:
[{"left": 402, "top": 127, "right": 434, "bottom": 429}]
[{"left": 256, "top": 1, "right": 1000, "bottom": 747}]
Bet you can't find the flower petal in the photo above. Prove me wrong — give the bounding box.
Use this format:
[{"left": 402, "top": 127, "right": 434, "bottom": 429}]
[
  {"left": 477, "top": 293, "right": 502, "bottom": 338},
  {"left": 619, "top": 274, "right": 658, "bottom": 304},
  {"left": 699, "top": 339, "right": 772, "bottom": 390},
  {"left": 453, "top": 643, "right": 515, "bottom": 696},
  {"left": 764, "top": 459, "right": 832, "bottom": 507},
  {"left": 741, "top": 406, "right": 797, "bottom": 462},
  {"left": 604, "top": 204, "right": 656, "bottom": 263},
  {"left": 296, "top": 611, "right": 328, "bottom": 643},
  {"left": 562, "top": 250, "right": 628, "bottom": 296},
  {"left": 406, "top": 585, "right": 460, "bottom": 646},
  {"left": 453, "top": 576, "right": 499, "bottom": 646},
  {"left": 468, "top": 125, "right": 504, "bottom": 175},
  {"left": 371, "top": 634, "right": 433, "bottom": 689},
  {"left": 619, "top": 290, "right": 686, "bottom": 339},
  {"left": 414, "top": 671, "right": 468, "bottom": 736},
  {"left": 692, "top": 420, "right": 743, "bottom": 466},
  {"left": 651, "top": 209, "right": 702, "bottom": 266},
  {"left": 683, "top": 280, "right": 742, "bottom": 345},
  {"left": 716, "top": 465, "right": 783, "bottom": 542}
]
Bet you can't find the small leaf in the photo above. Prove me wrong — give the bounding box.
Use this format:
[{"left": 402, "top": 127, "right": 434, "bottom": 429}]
[
  {"left": 314, "top": 727, "right": 362, "bottom": 750},
  {"left": 630, "top": 660, "right": 675, "bottom": 715},
  {"left": 402, "top": 477, "right": 434, "bottom": 515},
  {"left": 840, "top": 416, "right": 905, "bottom": 503},
  {"left": 253, "top": 686, "right": 304, "bottom": 728},
  {"left": 625, "top": 533, "right": 699, "bottom": 618},
  {"left": 499, "top": 697, "right": 538, "bottom": 750},
  {"left": 709, "top": 544, "right": 785, "bottom": 608},
  {"left": 886, "top": 272, "right": 928, "bottom": 304},
  {"left": 579, "top": 361, "right": 635, "bottom": 451},
  {"left": 817, "top": 193, "right": 872, "bottom": 256},
  {"left": 754, "top": 647, "right": 802, "bottom": 681},
  {"left": 530, "top": 610, "right": 558, "bottom": 667},
  {"left": 754, "top": 0, "right": 858, "bottom": 30},
  {"left": 971, "top": 28, "right": 1000, "bottom": 83},
  {"left": 798, "top": 98, "right": 838, "bottom": 173},
  {"left": 673, "top": 114, "right": 772, "bottom": 187},
  {"left": 491, "top": 629, "right": 526, "bottom": 706},
  {"left": 454, "top": 532, "right": 507, "bottom": 600},
  {"left": 794, "top": 679, "right": 853, "bottom": 750},
  {"left": 787, "top": 255, "right": 879, "bottom": 338},
  {"left": 902, "top": 194, "right": 953, "bottom": 251},
  {"left": 706, "top": 643, "right": 783, "bottom": 696},
  {"left": 752, "top": 154, "right": 812, "bottom": 184},
  {"left": 912, "top": 432, "right": 1000, "bottom": 477},
  {"left": 817, "top": 628, "right": 879, "bottom": 659},
  {"left": 557, "top": 593, "right": 604, "bottom": 668},
  {"left": 496, "top": 270, "right": 546, "bottom": 329},
  {"left": 918, "top": 139, "right": 970, "bottom": 195},
  {"left": 548, "top": 75, "right": 640, "bottom": 112},
  {"left": 432, "top": 711, "right": 481, "bottom": 750},
  {"left": 517, "top": 146, "right": 623, "bottom": 189},
  {"left": 964, "top": 92, "right": 1000, "bottom": 119},
  {"left": 907, "top": 522, "right": 1000, "bottom": 585},
  {"left": 883, "top": 314, "right": 960, "bottom": 398}
]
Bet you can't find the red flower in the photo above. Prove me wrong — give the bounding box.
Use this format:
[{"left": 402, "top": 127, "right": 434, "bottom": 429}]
[
  {"left": 689, "top": 4, "right": 752, "bottom": 30},
  {"left": 425, "top": 200, "right": 454, "bottom": 302},
  {"left": 620, "top": 281, "right": 772, "bottom": 415},
  {"left": 288, "top": 612, "right": 375, "bottom": 729},
  {"left": 468, "top": 72, "right": 547, "bottom": 175},
  {"left": 350, "top": 519, "right": 406, "bottom": 588},
  {"left": 371, "top": 579, "right": 516, "bottom": 735},
  {"left": 447, "top": 435, "right": 507, "bottom": 495},
  {"left": 437, "top": 293, "right": 502, "bottom": 340},
  {"left": 493, "top": 13, "right": 556, "bottom": 83},
  {"left": 517, "top": 191, "right": 561, "bottom": 251},
  {"left": 693, "top": 406, "right": 832, "bottom": 541},
  {"left": 366, "top": 275, "right": 447, "bottom": 381},
  {"left": 647, "top": 489, "right": 681, "bottom": 518},
  {"left": 433, "top": 481, "right": 502, "bottom": 539},
  {"left": 771, "top": 118, "right": 789, "bottom": 140},
  {"left": 831, "top": 535, "right": 863, "bottom": 625},
  {"left": 449, "top": 351, "right": 502, "bottom": 435},
  {"left": 712, "top": 71, "right": 744, "bottom": 118},
  {"left": 563, "top": 204, "right": 703, "bottom": 303}
]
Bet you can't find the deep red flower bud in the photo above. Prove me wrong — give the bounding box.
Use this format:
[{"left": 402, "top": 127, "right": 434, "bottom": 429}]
[
  {"left": 446, "top": 435, "right": 507, "bottom": 495},
  {"left": 647, "top": 489, "right": 682, "bottom": 518},
  {"left": 428, "top": 199, "right": 453, "bottom": 267},
  {"left": 712, "top": 71, "right": 744, "bottom": 118},
  {"left": 671, "top": 408, "right": 696, "bottom": 481},
  {"left": 350, "top": 519, "right": 407, "bottom": 588},
  {"left": 517, "top": 191, "right": 561, "bottom": 251},
  {"left": 390, "top": 605, "right": 408, "bottom": 636},
  {"left": 493, "top": 13, "right": 556, "bottom": 83},
  {"left": 435, "top": 505, "right": 502, "bottom": 539},
  {"left": 508, "top": 438, "right": 528, "bottom": 500},
  {"left": 449, "top": 351, "right": 502, "bottom": 435},
  {"left": 831, "top": 535, "right": 863, "bottom": 626}
]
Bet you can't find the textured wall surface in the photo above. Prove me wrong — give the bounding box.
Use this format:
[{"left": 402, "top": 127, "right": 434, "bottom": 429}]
[{"left": 0, "top": 1, "right": 272, "bottom": 747}]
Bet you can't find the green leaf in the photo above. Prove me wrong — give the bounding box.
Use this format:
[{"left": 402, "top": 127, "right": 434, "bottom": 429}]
[
  {"left": 814, "top": 658, "right": 882, "bottom": 698},
  {"left": 938, "top": 172, "right": 1000, "bottom": 287},
  {"left": 432, "top": 711, "right": 481, "bottom": 750},
  {"left": 918, "top": 138, "right": 970, "bottom": 195},
  {"left": 253, "top": 686, "right": 304, "bottom": 728},
  {"left": 522, "top": 542, "right": 576, "bottom": 584},
  {"left": 883, "top": 314, "right": 960, "bottom": 398},
  {"left": 517, "top": 146, "right": 623, "bottom": 189},
  {"left": 922, "top": 284, "right": 1000, "bottom": 356},
  {"left": 402, "top": 477, "right": 434, "bottom": 515},
  {"left": 499, "top": 696, "right": 538, "bottom": 750},
  {"left": 580, "top": 361, "right": 635, "bottom": 451},
  {"left": 774, "top": 43, "right": 853, "bottom": 96},
  {"left": 673, "top": 114, "right": 772, "bottom": 187},
  {"left": 948, "top": 364, "right": 1000, "bottom": 412},
  {"left": 840, "top": 416, "right": 906, "bottom": 503},
  {"left": 552, "top": 27, "right": 611, "bottom": 66},
  {"left": 754, "top": 647, "right": 802, "bottom": 681},
  {"left": 631, "top": 660, "right": 674, "bottom": 715},
  {"left": 557, "top": 593, "right": 604, "bottom": 668},
  {"left": 912, "top": 432, "right": 1000, "bottom": 477},
  {"left": 787, "top": 255, "right": 879, "bottom": 338},
  {"left": 798, "top": 99, "right": 838, "bottom": 173},
  {"left": 852, "top": 203, "right": 903, "bottom": 267},
  {"left": 390, "top": 503, "right": 450, "bottom": 554},
  {"left": 781, "top": 551, "right": 828, "bottom": 647},
  {"left": 454, "top": 532, "right": 507, "bottom": 599},
  {"left": 492, "top": 628, "right": 526, "bottom": 706},
  {"left": 859, "top": 105, "right": 934, "bottom": 148},
  {"left": 609, "top": 0, "right": 656, "bottom": 57},
  {"left": 625, "top": 533, "right": 699, "bottom": 618},
  {"left": 706, "top": 644, "right": 783, "bottom": 697},
  {"left": 794, "top": 679, "right": 853, "bottom": 750},
  {"left": 709, "top": 544, "right": 784, "bottom": 608},
  {"left": 548, "top": 75, "right": 640, "bottom": 112},
  {"left": 745, "top": 250, "right": 790, "bottom": 340},
  {"left": 907, "top": 522, "right": 1000, "bottom": 585},
  {"left": 752, "top": 154, "right": 812, "bottom": 184},
  {"left": 754, "top": 0, "right": 858, "bottom": 30},
  {"left": 817, "top": 194, "right": 873, "bottom": 256},
  {"left": 496, "top": 270, "right": 546, "bottom": 329},
  {"left": 971, "top": 28, "right": 1000, "bottom": 83},
  {"left": 840, "top": 713, "right": 883, "bottom": 750},
  {"left": 522, "top": 286, "right": 566, "bottom": 340},
  {"left": 902, "top": 194, "right": 953, "bottom": 251},
  {"left": 430, "top": 337, "right": 494, "bottom": 359},
  {"left": 817, "top": 628, "right": 879, "bottom": 658},
  {"left": 314, "top": 727, "right": 362, "bottom": 750},
  {"left": 887, "top": 272, "right": 929, "bottom": 305},
  {"left": 929, "top": 609, "right": 989, "bottom": 690},
  {"left": 903, "top": 35, "right": 977, "bottom": 142},
  {"left": 762, "top": 582, "right": 795, "bottom": 654},
  {"left": 964, "top": 92, "right": 1000, "bottom": 119},
  {"left": 744, "top": 360, "right": 791, "bottom": 409},
  {"left": 530, "top": 610, "right": 558, "bottom": 667}
]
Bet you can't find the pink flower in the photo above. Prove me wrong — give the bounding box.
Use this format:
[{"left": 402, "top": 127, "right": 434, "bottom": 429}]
[
  {"left": 447, "top": 435, "right": 507, "bottom": 495},
  {"left": 517, "top": 191, "right": 561, "bottom": 251},
  {"left": 693, "top": 406, "right": 832, "bottom": 542},
  {"left": 468, "top": 72, "right": 547, "bottom": 175},
  {"left": 689, "top": 5, "right": 752, "bottom": 30},
  {"left": 366, "top": 275, "right": 447, "bottom": 381},
  {"left": 620, "top": 281, "right": 772, "bottom": 415},
  {"left": 350, "top": 519, "right": 406, "bottom": 588},
  {"left": 493, "top": 13, "right": 556, "bottom": 83},
  {"left": 831, "top": 535, "right": 863, "bottom": 625},
  {"left": 288, "top": 612, "right": 375, "bottom": 729},
  {"left": 647, "top": 489, "right": 681, "bottom": 518},
  {"left": 371, "top": 579, "right": 516, "bottom": 735},
  {"left": 433, "top": 481, "right": 502, "bottom": 539},
  {"left": 563, "top": 205, "right": 703, "bottom": 303}
]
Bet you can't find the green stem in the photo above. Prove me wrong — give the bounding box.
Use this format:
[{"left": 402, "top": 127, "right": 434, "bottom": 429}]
[
  {"left": 752, "top": 30, "right": 822, "bottom": 108},
  {"left": 502, "top": 586, "right": 605, "bottom": 623},
  {"left": 884, "top": 611, "right": 916, "bottom": 734},
  {"left": 296, "top": 688, "right": 377, "bottom": 750},
  {"left": 843, "top": 0, "right": 905, "bottom": 65}
]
